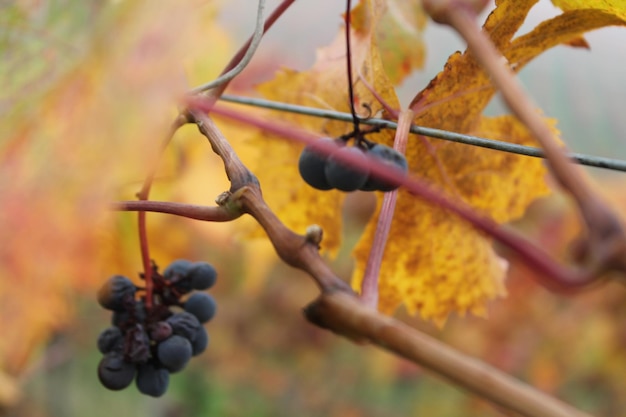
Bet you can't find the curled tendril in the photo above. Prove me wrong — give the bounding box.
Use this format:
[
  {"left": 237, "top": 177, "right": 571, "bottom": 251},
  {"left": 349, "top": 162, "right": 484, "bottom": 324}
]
[{"left": 357, "top": 102, "right": 374, "bottom": 120}]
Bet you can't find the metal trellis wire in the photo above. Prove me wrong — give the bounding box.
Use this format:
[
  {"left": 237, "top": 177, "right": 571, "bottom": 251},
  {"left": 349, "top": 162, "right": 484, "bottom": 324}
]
[{"left": 219, "top": 94, "right": 626, "bottom": 173}]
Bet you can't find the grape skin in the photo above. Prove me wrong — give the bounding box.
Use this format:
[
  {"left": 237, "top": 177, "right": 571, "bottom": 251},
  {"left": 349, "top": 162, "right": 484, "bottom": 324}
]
[
  {"left": 188, "top": 262, "right": 217, "bottom": 290},
  {"left": 163, "top": 259, "right": 194, "bottom": 279},
  {"left": 184, "top": 292, "right": 217, "bottom": 323},
  {"left": 325, "top": 146, "right": 370, "bottom": 191},
  {"left": 126, "top": 324, "right": 151, "bottom": 364},
  {"left": 298, "top": 138, "right": 335, "bottom": 190},
  {"left": 157, "top": 335, "right": 193, "bottom": 373},
  {"left": 98, "top": 352, "right": 136, "bottom": 391},
  {"left": 166, "top": 312, "right": 201, "bottom": 342},
  {"left": 360, "top": 144, "right": 408, "bottom": 192},
  {"left": 136, "top": 363, "right": 170, "bottom": 397},
  {"left": 97, "top": 275, "right": 136, "bottom": 311},
  {"left": 149, "top": 321, "right": 173, "bottom": 342},
  {"left": 163, "top": 259, "right": 194, "bottom": 293},
  {"left": 191, "top": 327, "right": 209, "bottom": 356},
  {"left": 97, "top": 327, "right": 123, "bottom": 354}
]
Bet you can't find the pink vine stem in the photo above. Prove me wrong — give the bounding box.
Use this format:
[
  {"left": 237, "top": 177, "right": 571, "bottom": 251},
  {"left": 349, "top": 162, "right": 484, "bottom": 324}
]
[
  {"left": 360, "top": 110, "right": 414, "bottom": 308},
  {"left": 193, "top": 99, "right": 595, "bottom": 291}
]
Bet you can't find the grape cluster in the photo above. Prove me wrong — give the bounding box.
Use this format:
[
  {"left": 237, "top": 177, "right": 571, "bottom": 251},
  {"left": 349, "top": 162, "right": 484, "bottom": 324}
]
[
  {"left": 298, "top": 138, "right": 408, "bottom": 192},
  {"left": 96, "top": 260, "right": 217, "bottom": 397}
]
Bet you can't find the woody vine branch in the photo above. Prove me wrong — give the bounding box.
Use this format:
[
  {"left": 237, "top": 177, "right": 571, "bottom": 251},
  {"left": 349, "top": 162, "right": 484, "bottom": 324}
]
[{"left": 111, "top": 1, "right": 626, "bottom": 416}]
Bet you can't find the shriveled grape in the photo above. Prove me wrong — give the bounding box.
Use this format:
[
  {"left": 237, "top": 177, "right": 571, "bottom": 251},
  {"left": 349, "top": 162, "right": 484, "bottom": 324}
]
[
  {"left": 166, "top": 312, "right": 202, "bottom": 342},
  {"left": 97, "top": 275, "right": 136, "bottom": 311}
]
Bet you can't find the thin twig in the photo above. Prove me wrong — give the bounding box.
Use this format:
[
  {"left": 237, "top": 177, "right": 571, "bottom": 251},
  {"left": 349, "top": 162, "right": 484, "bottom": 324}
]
[
  {"left": 357, "top": 72, "right": 400, "bottom": 118},
  {"left": 218, "top": 94, "right": 626, "bottom": 173},
  {"left": 191, "top": 111, "right": 259, "bottom": 191},
  {"left": 193, "top": 0, "right": 295, "bottom": 100},
  {"left": 113, "top": 201, "right": 241, "bottom": 222},
  {"left": 133, "top": 0, "right": 295, "bottom": 305},
  {"left": 136, "top": 115, "right": 189, "bottom": 309},
  {"left": 344, "top": 0, "right": 360, "bottom": 131},
  {"left": 189, "top": 0, "right": 267, "bottom": 94},
  {"left": 360, "top": 110, "right": 414, "bottom": 308},
  {"left": 136, "top": 115, "right": 189, "bottom": 201}
]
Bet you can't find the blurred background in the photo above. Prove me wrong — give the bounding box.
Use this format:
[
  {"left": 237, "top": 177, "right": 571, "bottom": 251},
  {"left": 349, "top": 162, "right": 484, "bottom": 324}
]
[{"left": 1, "top": 1, "right": 626, "bottom": 416}]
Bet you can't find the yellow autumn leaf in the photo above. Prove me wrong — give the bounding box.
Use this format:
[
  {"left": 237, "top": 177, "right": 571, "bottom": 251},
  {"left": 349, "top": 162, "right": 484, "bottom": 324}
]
[
  {"left": 552, "top": 0, "right": 626, "bottom": 20},
  {"left": 239, "top": 0, "right": 541, "bottom": 323},
  {"left": 353, "top": 0, "right": 626, "bottom": 323},
  {"left": 244, "top": 0, "right": 626, "bottom": 324},
  {"left": 409, "top": 0, "right": 538, "bottom": 130},
  {"left": 409, "top": 0, "right": 626, "bottom": 128},
  {"left": 508, "top": 9, "right": 626, "bottom": 68},
  {"left": 352, "top": 115, "right": 557, "bottom": 322}
]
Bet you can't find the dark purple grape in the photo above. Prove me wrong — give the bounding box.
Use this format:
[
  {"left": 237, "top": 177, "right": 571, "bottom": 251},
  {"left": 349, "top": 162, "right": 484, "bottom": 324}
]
[
  {"left": 163, "top": 259, "right": 193, "bottom": 280},
  {"left": 98, "top": 352, "right": 136, "bottom": 391},
  {"left": 97, "top": 327, "right": 123, "bottom": 354},
  {"left": 97, "top": 275, "right": 136, "bottom": 311},
  {"left": 166, "top": 312, "right": 201, "bottom": 342},
  {"left": 187, "top": 262, "right": 217, "bottom": 290},
  {"left": 163, "top": 259, "right": 194, "bottom": 293},
  {"left": 298, "top": 138, "right": 335, "bottom": 190},
  {"left": 191, "top": 327, "right": 209, "bottom": 356},
  {"left": 360, "top": 144, "right": 408, "bottom": 192},
  {"left": 324, "top": 146, "right": 370, "bottom": 191},
  {"left": 157, "top": 335, "right": 192, "bottom": 373},
  {"left": 136, "top": 363, "right": 169, "bottom": 397},
  {"left": 125, "top": 324, "right": 151, "bottom": 363},
  {"left": 184, "top": 293, "right": 216, "bottom": 323}
]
